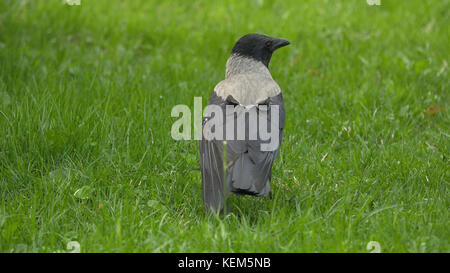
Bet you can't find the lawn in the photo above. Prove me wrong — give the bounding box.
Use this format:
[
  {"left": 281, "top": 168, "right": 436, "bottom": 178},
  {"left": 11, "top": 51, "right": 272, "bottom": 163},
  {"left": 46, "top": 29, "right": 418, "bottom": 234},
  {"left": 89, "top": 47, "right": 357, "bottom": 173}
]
[{"left": 0, "top": 0, "right": 448, "bottom": 252}]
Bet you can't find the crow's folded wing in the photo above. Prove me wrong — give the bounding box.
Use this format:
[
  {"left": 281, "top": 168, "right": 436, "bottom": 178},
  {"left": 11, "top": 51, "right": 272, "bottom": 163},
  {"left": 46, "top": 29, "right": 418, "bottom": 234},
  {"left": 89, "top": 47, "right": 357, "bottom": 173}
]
[{"left": 200, "top": 91, "right": 285, "bottom": 213}]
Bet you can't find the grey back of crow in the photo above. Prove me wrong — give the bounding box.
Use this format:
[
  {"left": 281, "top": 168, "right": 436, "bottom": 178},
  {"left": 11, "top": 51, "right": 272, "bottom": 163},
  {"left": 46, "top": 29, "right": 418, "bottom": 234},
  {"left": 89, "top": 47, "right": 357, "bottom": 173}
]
[{"left": 200, "top": 34, "right": 290, "bottom": 213}]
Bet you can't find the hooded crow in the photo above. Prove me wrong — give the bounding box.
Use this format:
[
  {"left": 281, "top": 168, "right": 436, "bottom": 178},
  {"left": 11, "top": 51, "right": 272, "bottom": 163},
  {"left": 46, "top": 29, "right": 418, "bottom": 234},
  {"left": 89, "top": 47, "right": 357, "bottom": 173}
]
[{"left": 200, "top": 33, "right": 290, "bottom": 213}]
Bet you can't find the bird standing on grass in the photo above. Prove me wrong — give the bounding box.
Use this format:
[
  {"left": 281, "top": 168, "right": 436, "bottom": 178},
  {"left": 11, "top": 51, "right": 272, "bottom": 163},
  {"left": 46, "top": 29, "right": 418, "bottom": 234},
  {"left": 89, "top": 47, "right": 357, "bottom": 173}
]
[{"left": 200, "top": 34, "right": 290, "bottom": 213}]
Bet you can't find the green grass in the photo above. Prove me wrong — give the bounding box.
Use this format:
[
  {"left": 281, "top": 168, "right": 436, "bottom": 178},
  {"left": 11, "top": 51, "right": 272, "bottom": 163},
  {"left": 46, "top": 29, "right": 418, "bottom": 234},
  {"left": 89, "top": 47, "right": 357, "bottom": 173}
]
[{"left": 0, "top": 0, "right": 448, "bottom": 252}]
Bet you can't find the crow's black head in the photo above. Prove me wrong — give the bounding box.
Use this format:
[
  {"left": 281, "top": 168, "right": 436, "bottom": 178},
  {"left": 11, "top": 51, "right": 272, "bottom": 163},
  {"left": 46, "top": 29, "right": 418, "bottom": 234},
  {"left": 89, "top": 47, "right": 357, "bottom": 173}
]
[{"left": 231, "top": 34, "right": 290, "bottom": 67}]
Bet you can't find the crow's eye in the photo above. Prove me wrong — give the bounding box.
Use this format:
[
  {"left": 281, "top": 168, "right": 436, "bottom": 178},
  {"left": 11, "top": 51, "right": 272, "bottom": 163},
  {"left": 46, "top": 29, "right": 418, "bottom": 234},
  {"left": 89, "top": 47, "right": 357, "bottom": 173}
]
[{"left": 265, "top": 40, "right": 273, "bottom": 48}]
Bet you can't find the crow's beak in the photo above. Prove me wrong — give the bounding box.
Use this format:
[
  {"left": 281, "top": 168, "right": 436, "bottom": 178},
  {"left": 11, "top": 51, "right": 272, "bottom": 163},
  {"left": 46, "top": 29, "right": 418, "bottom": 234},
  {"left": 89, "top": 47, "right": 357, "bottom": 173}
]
[{"left": 271, "top": 38, "right": 290, "bottom": 51}]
